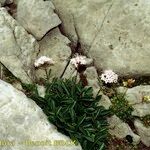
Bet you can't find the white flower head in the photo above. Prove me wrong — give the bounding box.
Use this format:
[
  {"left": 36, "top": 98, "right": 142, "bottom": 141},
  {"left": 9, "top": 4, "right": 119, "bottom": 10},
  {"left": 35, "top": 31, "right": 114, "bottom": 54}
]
[
  {"left": 101, "top": 70, "right": 118, "bottom": 84},
  {"left": 70, "top": 54, "right": 87, "bottom": 68},
  {"left": 34, "top": 56, "right": 55, "bottom": 68}
]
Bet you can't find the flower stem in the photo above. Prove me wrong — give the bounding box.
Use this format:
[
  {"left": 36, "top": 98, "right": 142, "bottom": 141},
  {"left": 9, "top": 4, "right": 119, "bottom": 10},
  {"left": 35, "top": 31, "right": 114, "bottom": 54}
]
[{"left": 44, "top": 68, "right": 49, "bottom": 81}]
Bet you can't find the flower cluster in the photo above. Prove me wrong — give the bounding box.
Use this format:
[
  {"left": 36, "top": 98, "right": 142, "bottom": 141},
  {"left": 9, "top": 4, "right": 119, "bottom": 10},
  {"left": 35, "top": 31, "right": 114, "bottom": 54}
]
[
  {"left": 101, "top": 70, "right": 118, "bottom": 84},
  {"left": 70, "top": 54, "right": 87, "bottom": 68},
  {"left": 34, "top": 56, "right": 54, "bottom": 68},
  {"left": 123, "top": 79, "right": 135, "bottom": 87}
]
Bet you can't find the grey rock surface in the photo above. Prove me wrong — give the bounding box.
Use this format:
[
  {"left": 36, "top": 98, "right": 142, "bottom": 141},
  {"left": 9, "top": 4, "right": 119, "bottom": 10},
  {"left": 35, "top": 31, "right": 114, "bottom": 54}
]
[
  {"left": 108, "top": 115, "right": 140, "bottom": 145},
  {"left": 118, "top": 86, "right": 150, "bottom": 105},
  {"left": 36, "top": 28, "right": 71, "bottom": 80},
  {"left": 0, "top": 8, "right": 39, "bottom": 83},
  {"left": 84, "top": 66, "right": 99, "bottom": 96},
  {"left": 134, "top": 120, "right": 150, "bottom": 147},
  {"left": 17, "top": 0, "right": 61, "bottom": 40},
  {"left": 52, "top": 0, "right": 150, "bottom": 76},
  {"left": 98, "top": 94, "right": 112, "bottom": 110},
  {"left": 132, "top": 103, "right": 150, "bottom": 117},
  {"left": 52, "top": 0, "right": 112, "bottom": 48}
]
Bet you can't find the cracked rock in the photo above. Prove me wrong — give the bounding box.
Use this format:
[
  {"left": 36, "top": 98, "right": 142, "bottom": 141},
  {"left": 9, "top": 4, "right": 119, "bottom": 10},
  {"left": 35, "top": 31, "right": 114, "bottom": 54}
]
[
  {"left": 62, "top": 62, "right": 77, "bottom": 80},
  {"left": 108, "top": 115, "right": 140, "bottom": 145},
  {"left": 16, "top": 0, "right": 61, "bottom": 40},
  {"left": 36, "top": 28, "right": 71, "bottom": 80},
  {"left": 89, "top": 0, "right": 150, "bottom": 76},
  {"left": 53, "top": 0, "right": 150, "bottom": 76},
  {"left": 52, "top": 0, "right": 112, "bottom": 50},
  {"left": 132, "top": 103, "right": 150, "bottom": 117},
  {"left": 134, "top": 120, "right": 150, "bottom": 147},
  {"left": 0, "top": 8, "right": 39, "bottom": 83},
  {"left": 0, "top": 79, "right": 82, "bottom": 150}
]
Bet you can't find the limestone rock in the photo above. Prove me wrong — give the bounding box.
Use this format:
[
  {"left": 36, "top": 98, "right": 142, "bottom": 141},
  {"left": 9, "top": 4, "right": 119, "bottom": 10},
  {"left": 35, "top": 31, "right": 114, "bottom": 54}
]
[
  {"left": 52, "top": 0, "right": 112, "bottom": 49},
  {"left": 89, "top": 0, "right": 150, "bottom": 76},
  {"left": 132, "top": 103, "right": 150, "bottom": 117},
  {"left": 52, "top": 0, "right": 150, "bottom": 76},
  {"left": 134, "top": 120, "right": 150, "bottom": 147},
  {"left": 36, "top": 28, "right": 71, "bottom": 80},
  {"left": 37, "top": 85, "right": 45, "bottom": 98},
  {"left": 98, "top": 94, "right": 112, "bottom": 110},
  {"left": 62, "top": 62, "right": 77, "bottom": 80},
  {"left": 84, "top": 66, "right": 99, "bottom": 96},
  {"left": 118, "top": 86, "right": 150, "bottom": 105},
  {"left": 108, "top": 115, "right": 140, "bottom": 145},
  {"left": 17, "top": 0, "right": 61, "bottom": 40},
  {"left": 0, "top": 80, "right": 82, "bottom": 150},
  {"left": 0, "top": 8, "right": 39, "bottom": 83}
]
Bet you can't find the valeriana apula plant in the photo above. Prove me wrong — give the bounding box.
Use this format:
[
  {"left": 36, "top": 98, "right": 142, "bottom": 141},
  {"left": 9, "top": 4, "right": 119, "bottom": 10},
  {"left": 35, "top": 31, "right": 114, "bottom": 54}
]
[
  {"left": 98, "top": 70, "right": 134, "bottom": 122},
  {"left": 70, "top": 53, "right": 88, "bottom": 86},
  {"left": 70, "top": 53, "right": 87, "bottom": 72},
  {"left": 34, "top": 56, "right": 55, "bottom": 81},
  {"left": 22, "top": 77, "right": 110, "bottom": 150},
  {"left": 98, "top": 70, "right": 119, "bottom": 97},
  {"left": 100, "top": 70, "right": 118, "bottom": 84},
  {"left": 23, "top": 54, "right": 111, "bottom": 150}
]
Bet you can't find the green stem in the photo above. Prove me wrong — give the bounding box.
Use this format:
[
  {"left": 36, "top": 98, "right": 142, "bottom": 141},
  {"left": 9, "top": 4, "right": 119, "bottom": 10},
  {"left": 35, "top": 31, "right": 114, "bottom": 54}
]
[
  {"left": 121, "top": 87, "right": 128, "bottom": 99},
  {"left": 112, "top": 84, "right": 120, "bottom": 100},
  {"left": 96, "top": 78, "right": 103, "bottom": 97},
  {"left": 44, "top": 68, "right": 49, "bottom": 81},
  {"left": 75, "top": 71, "right": 78, "bottom": 84}
]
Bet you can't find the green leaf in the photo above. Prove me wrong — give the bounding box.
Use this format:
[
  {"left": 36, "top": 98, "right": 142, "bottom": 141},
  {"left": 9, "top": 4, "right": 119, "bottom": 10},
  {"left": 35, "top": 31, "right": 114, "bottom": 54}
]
[
  {"left": 56, "top": 107, "right": 62, "bottom": 116},
  {"left": 99, "top": 143, "right": 105, "bottom": 150},
  {"left": 69, "top": 107, "right": 75, "bottom": 121},
  {"left": 82, "top": 134, "right": 95, "bottom": 142},
  {"left": 61, "top": 82, "right": 70, "bottom": 96},
  {"left": 77, "top": 114, "right": 86, "bottom": 126}
]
